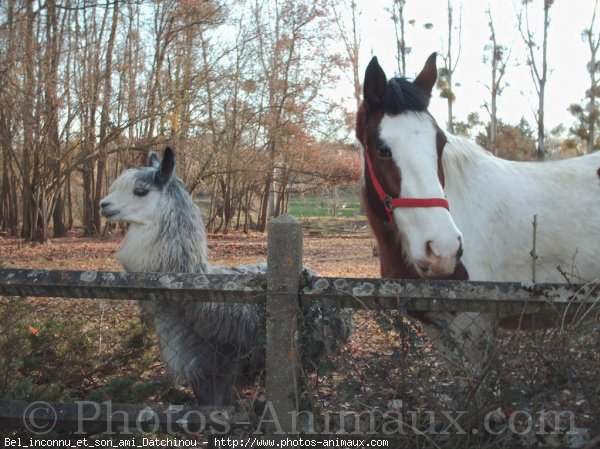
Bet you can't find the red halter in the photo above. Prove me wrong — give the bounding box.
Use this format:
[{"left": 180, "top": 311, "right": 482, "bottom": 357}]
[{"left": 363, "top": 149, "right": 450, "bottom": 222}]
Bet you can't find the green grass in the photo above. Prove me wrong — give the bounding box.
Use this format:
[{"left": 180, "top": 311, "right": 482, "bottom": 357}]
[{"left": 287, "top": 192, "right": 362, "bottom": 218}]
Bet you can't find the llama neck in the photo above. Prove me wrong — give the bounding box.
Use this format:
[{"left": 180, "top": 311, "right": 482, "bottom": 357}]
[{"left": 117, "top": 183, "right": 208, "bottom": 273}]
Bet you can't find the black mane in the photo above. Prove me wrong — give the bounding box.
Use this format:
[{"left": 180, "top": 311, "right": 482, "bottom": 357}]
[{"left": 383, "top": 77, "right": 430, "bottom": 115}]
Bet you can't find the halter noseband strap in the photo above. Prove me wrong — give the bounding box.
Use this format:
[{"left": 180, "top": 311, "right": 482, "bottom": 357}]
[{"left": 363, "top": 149, "right": 450, "bottom": 222}]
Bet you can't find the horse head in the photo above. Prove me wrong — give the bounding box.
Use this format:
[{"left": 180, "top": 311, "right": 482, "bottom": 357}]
[{"left": 356, "top": 54, "right": 463, "bottom": 278}]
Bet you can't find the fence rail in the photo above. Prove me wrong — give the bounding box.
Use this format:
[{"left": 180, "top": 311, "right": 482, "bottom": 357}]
[
  {"left": 1, "top": 214, "right": 599, "bottom": 442},
  {"left": 0, "top": 268, "right": 267, "bottom": 304},
  {"left": 1, "top": 268, "right": 598, "bottom": 314}
]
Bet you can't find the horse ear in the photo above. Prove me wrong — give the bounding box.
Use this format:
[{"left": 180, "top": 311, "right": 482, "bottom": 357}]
[
  {"left": 148, "top": 152, "right": 160, "bottom": 168},
  {"left": 155, "top": 146, "right": 175, "bottom": 186},
  {"left": 363, "top": 56, "right": 387, "bottom": 110},
  {"left": 414, "top": 52, "right": 437, "bottom": 96}
]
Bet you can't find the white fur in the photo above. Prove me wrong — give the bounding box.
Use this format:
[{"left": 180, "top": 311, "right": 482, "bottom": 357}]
[
  {"left": 442, "top": 134, "right": 600, "bottom": 283},
  {"left": 379, "top": 113, "right": 463, "bottom": 276},
  {"left": 103, "top": 170, "right": 163, "bottom": 227},
  {"left": 379, "top": 111, "right": 600, "bottom": 283},
  {"left": 376, "top": 111, "right": 600, "bottom": 380}
]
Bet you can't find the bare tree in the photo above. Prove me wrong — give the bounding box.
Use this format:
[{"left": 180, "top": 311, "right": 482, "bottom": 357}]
[
  {"left": 438, "top": 0, "right": 462, "bottom": 133},
  {"left": 390, "top": 0, "right": 408, "bottom": 76},
  {"left": 584, "top": 0, "right": 600, "bottom": 152},
  {"left": 0, "top": 0, "right": 354, "bottom": 237},
  {"left": 0, "top": 0, "right": 20, "bottom": 235},
  {"left": 20, "top": 0, "right": 38, "bottom": 240},
  {"left": 252, "top": 0, "right": 341, "bottom": 231},
  {"left": 568, "top": 0, "right": 600, "bottom": 153},
  {"left": 483, "top": 7, "right": 512, "bottom": 155},
  {"left": 519, "top": 0, "right": 553, "bottom": 160},
  {"left": 331, "top": 0, "right": 361, "bottom": 110},
  {"left": 92, "top": 0, "right": 120, "bottom": 235}
]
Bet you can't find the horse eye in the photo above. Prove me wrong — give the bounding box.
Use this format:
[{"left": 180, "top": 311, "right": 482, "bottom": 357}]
[
  {"left": 378, "top": 144, "right": 392, "bottom": 158},
  {"left": 133, "top": 188, "right": 149, "bottom": 197}
]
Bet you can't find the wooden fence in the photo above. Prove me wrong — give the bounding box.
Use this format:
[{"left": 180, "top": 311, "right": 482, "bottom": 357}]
[{"left": 0, "top": 214, "right": 599, "bottom": 437}]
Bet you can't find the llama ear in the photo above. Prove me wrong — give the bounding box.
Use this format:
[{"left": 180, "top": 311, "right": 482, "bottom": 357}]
[
  {"left": 363, "top": 56, "right": 387, "bottom": 110},
  {"left": 155, "top": 146, "right": 175, "bottom": 186},
  {"left": 148, "top": 152, "right": 160, "bottom": 168},
  {"left": 414, "top": 52, "right": 437, "bottom": 96}
]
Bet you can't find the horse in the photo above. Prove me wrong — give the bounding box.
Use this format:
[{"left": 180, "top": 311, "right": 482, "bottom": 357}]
[
  {"left": 356, "top": 53, "right": 600, "bottom": 378},
  {"left": 100, "top": 147, "right": 352, "bottom": 405}
]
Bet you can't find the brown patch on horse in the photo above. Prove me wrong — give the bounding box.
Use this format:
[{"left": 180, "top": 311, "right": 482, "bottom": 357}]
[
  {"left": 436, "top": 127, "right": 447, "bottom": 188},
  {"left": 355, "top": 103, "right": 367, "bottom": 144},
  {"left": 357, "top": 102, "right": 401, "bottom": 220}
]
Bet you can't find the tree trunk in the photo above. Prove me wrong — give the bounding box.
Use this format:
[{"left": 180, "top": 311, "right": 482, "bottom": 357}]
[
  {"left": 490, "top": 77, "right": 497, "bottom": 154},
  {"left": 45, "top": 0, "right": 66, "bottom": 238},
  {"left": 21, "top": 1, "right": 36, "bottom": 240},
  {"left": 82, "top": 162, "right": 96, "bottom": 236},
  {"left": 537, "top": 0, "right": 550, "bottom": 161},
  {"left": 94, "top": 0, "right": 120, "bottom": 233},
  {"left": 446, "top": 0, "right": 455, "bottom": 134},
  {"left": 52, "top": 191, "right": 67, "bottom": 237},
  {"left": 486, "top": 6, "right": 510, "bottom": 156},
  {"left": 258, "top": 177, "right": 272, "bottom": 233},
  {"left": 66, "top": 175, "right": 73, "bottom": 230},
  {"left": 0, "top": 151, "right": 10, "bottom": 233}
]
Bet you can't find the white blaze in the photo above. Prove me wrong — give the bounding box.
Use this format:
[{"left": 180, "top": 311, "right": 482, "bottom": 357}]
[{"left": 379, "top": 112, "right": 462, "bottom": 276}]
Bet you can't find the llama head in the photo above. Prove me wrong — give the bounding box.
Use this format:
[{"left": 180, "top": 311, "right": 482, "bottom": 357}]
[{"left": 100, "top": 147, "right": 176, "bottom": 225}]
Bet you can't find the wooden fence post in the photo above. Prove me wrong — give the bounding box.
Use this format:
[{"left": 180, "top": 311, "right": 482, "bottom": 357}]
[{"left": 266, "top": 214, "right": 302, "bottom": 434}]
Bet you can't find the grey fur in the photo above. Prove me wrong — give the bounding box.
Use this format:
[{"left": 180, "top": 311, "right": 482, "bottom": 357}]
[{"left": 102, "top": 148, "right": 352, "bottom": 405}]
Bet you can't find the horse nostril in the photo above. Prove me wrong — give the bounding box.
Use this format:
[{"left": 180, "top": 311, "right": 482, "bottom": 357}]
[
  {"left": 425, "top": 240, "right": 435, "bottom": 259},
  {"left": 456, "top": 240, "right": 464, "bottom": 260},
  {"left": 100, "top": 201, "right": 109, "bottom": 209}
]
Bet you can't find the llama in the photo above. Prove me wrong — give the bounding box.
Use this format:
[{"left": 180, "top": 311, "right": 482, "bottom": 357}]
[{"left": 100, "top": 147, "right": 351, "bottom": 405}]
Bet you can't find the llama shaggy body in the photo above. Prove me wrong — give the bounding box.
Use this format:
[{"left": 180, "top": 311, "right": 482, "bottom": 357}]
[{"left": 101, "top": 148, "right": 351, "bottom": 405}]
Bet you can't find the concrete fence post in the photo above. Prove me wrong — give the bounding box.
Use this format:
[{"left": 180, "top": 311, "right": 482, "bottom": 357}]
[{"left": 266, "top": 214, "right": 302, "bottom": 434}]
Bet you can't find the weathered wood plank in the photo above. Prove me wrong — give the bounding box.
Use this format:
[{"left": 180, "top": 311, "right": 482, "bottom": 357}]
[
  {"left": 1, "top": 268, "right": 599, "bottom": 314},
  {"left": 300, "top": 276, "right": 600, "bottom": 314},
  {"left": 0, "top": 268, "right": 266, "bottom": 304}
]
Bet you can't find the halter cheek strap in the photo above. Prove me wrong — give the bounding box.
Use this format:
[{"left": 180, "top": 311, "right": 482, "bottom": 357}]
[{"left": 363, "top": 149, "right": 450, "bottom": 222}]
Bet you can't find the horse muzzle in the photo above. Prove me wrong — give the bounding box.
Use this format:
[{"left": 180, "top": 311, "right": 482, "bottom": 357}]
[{"left": 415, "top": 237, "right": 463, "bottom": 277}]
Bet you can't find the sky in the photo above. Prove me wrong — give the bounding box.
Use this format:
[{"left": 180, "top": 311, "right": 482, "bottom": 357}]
[{"left": 353, "top": 0, "right": 597, "bottom": 134}]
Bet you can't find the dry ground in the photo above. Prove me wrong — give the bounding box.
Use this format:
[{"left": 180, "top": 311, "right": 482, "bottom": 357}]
[{"left": 0, "top": 230, "right": 378, "bottom": 275}]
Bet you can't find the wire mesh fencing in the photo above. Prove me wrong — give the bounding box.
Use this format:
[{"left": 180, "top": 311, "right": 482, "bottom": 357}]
[{"left": 297, "top": 301, "right": 600, "bottom": 447}]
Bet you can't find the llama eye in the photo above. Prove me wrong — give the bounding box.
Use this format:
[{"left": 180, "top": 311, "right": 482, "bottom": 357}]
[
  {"left": 378, "top": 144, "right": 392, "bottom": 158},
  {"left": 133, "top": 188, "right": 149, "bottom": 197}
]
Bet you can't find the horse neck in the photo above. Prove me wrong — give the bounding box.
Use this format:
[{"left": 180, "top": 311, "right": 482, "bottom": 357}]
[
  {"left": 441, "top": 134, "right": 493, "bottom": 203},
  {"left": 117, "top": 183, "right": 209, "bottom": 273}
]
